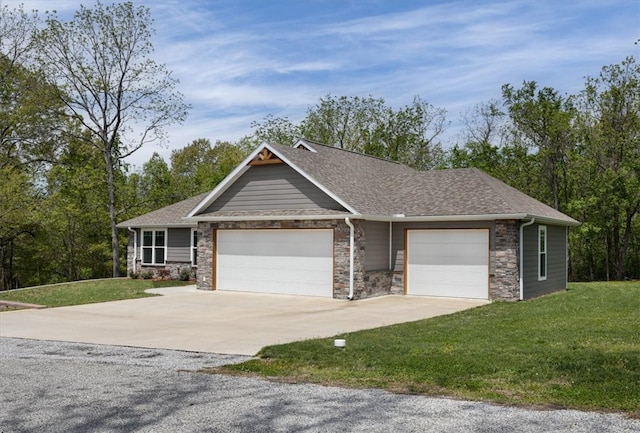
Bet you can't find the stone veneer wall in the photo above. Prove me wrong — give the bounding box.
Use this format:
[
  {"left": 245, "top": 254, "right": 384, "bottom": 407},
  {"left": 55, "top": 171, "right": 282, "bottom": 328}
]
[
  {"left": 126, "top": 230, "right": 135, "bottom": 275},
  {"left": 197, "top": 219, "right": 371, "bottom": 299},
  {"left": 490, "top": 219, "right": 519, "bottom": 300}
]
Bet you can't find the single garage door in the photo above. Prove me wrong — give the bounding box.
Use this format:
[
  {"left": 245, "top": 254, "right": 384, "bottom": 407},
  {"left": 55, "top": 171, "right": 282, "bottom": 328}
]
[
  {"left": 406, "top": 229, "right": 489, "bottom": 299},
  {"left": 216, "top": 229, "right": 333, "bottom": 297}
]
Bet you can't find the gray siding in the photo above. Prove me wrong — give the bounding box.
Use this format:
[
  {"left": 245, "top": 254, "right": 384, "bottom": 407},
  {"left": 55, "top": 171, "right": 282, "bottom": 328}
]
[
  {"left": 365, "top": 221, "right": 390, "bottom": 271},
  {"left": 205, "top": 164, "right": 345, "bottom": 212},
  {"left": 391, "top": 221, "right": 496, "bottom": 272},
  {"left": 167, "top": 228, "right": 191, "bottom": 262},
  {"left": 523, "top": 224, "right": 567, "bottom": 299}
]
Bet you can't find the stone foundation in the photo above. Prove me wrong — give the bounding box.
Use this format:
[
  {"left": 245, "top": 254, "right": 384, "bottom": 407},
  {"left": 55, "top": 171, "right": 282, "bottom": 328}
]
[
  {"left": 135, "top": 260, "right": 195, "bottom": 280},
  {"left": 362, "top": 270, "right": 392, "bottom": 298}
]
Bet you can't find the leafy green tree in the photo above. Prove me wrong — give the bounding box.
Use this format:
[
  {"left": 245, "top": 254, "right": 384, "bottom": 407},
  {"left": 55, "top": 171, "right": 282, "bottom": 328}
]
[
  {"left": 302, "top": 94, "right": 386, "bottom": 151},
  {"left": 502, "top": 81, "right": 576, "bottom": 211},
  {"left": 38, "top": 135, "right": 113, "bottom": 283},
  {"left": 35, "top": 1, "right": 189, "bottom": 277},
  {"left": 367, "top": 96, "right": 447, "bottom": 170},
  {"left": 138, "top": 152, "right": 175, "bottom": 210},
  {"left": 170, "top": 139, "right": 248, "bottom": 199},
  {"left": 0, "top": 3, "right": 68, "bottom": 289},
  {"left": 572, "top": 56, "right": 640, "bottom": 280},
  {"left": 242, "top": 115, "right": 302, "bottom": 149}
]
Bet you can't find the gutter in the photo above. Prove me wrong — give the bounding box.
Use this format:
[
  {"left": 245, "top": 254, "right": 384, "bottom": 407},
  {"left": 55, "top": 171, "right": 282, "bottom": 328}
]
[
  {"left": 519, "top": 217, "right": 536, "bottom": 300},
  {"left": 127, "top": 227, "right": 137, "bottom": 275},
  {"left": 344, "top": 217, "right": 355, "bottom": 300}
]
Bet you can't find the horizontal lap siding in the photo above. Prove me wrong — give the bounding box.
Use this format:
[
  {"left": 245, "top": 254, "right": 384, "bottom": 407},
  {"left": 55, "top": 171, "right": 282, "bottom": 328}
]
[
  {"left": 523, "top": 224, "right": 567, "bottom": 299},
  {"left": 167, "top": 228, "right": 191, "bottom": 262},
  {"left": 205, "top": 164, "right": 344, "bottom": 212},
  {"left": 365, "top": 221, "right": 389, "bottom": 271}
]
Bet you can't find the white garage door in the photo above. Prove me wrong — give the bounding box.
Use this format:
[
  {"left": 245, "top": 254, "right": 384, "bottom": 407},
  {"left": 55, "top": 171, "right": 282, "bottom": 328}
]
[
  {"left": 216, "top": 229, "right": 333, "bottom": 297},
  {"left": 407, "top": 229, "right": 489, "bottom": 299}
]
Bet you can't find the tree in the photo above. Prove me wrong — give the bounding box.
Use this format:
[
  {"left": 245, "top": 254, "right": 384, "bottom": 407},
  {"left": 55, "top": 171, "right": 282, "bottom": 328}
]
[
  {"left": 139, "top": 152, "right": 175, "bottom": 209},
  {"left": 368, "top": 96, "right": 447, "bottom": 170},
  {"left": 502, "top": 81, "right": 576, "bottom": 211},
  {"left": 35, "top": 1, "right": 189, "bottom": 277},
  {"left": 302, "top": 94, "right": 386, "bottom": 152},
  {"left": 573, "top": 56, "right": 640, "bottom": 280},
  {"left": 0, "top": 3, "right": 68, "bottom": 289},
  {"left": 170, "top": 139, "right": 248, "bottom": 199},
  {"left": 243, "top": 115, "right": 302, "bottom": 149}
]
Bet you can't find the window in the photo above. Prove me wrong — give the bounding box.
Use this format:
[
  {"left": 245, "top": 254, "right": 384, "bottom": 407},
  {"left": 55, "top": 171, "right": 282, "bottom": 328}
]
[
  {"left": 142, "top": 229, "right": 166, "bottom": 265},
  {"left": 538, "top": 225, "right": 547, "bottom": 281},
  {"left": 191, "top": 229, "right": 198, "bottom": 266}
]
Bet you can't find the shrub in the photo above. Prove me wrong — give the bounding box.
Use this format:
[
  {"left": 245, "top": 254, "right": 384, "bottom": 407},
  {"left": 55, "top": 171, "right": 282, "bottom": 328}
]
[
  {"left": 157, "top": 269, "right": 171, "bottom": 280},
  {"left": 179, "top": 268, "right": 191, "bottom": 281},
  {"left": 141, "top": 271, "right": 153, "bottom": 280},
  {"left": 128, "top": 270, "right": 140, "bottom": 279}
]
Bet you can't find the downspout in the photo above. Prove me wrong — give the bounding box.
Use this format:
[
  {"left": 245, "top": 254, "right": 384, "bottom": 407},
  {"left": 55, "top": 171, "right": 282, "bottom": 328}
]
[
  {"left": 389, "top": 221, "right": 393, "bottom": 269},
  {"left": 519, "top": 218, "right": 535, "bottom": 300},
  {"left": 345, "top": 217, "right": 355, "bottom": 300},
  {"left": 127, "top": 227, "right": 137, "bottom": 275}
]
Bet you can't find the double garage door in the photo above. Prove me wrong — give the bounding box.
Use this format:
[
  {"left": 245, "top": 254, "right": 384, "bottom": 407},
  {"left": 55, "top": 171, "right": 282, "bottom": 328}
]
[
  {"left": 406, "top": 229, "right": 489, "bottom": 299},
  {"left": 216, "top": 229, "right": 333, "bottom": 297}
]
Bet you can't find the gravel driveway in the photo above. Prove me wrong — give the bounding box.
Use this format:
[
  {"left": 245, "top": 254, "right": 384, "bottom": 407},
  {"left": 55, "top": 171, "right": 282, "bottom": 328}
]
[{"left": 1, "top": 337, "right": 638, "bottom": 433}]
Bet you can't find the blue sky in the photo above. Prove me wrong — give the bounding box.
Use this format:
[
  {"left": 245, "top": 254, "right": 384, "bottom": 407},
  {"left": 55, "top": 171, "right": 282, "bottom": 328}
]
[{"left": 9, "top": 0, "right": 640, "bottom": 167}]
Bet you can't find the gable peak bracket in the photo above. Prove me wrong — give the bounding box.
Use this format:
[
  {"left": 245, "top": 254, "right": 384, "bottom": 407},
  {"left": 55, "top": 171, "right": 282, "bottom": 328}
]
[{"left": 248, "top": 148, "right": 283, "bottom": 166}]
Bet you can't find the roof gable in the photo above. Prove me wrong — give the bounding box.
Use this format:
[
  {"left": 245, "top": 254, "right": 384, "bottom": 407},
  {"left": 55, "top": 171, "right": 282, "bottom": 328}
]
[{"left": 188, "top": 142, "right": 358, "bottom": 218}]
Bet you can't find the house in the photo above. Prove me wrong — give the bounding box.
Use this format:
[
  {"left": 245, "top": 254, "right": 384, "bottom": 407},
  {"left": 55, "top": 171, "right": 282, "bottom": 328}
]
[{"left": 117, "top": 139, "right": 579, "bottom": 301}]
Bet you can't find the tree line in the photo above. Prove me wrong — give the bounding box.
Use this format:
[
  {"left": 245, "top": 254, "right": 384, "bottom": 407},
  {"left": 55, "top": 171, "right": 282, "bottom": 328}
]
[{"left": 1, "top": 2, "right": 638, "bottom": 289}]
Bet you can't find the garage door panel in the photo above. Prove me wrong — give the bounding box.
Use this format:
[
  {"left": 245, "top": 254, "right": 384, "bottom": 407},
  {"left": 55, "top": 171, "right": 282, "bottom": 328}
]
[
  {"left": 407, "top": 229, "right": 488, "bottom": 299},
  {"left": 217, "top": 229, "right": 333, "bottom": 297}
]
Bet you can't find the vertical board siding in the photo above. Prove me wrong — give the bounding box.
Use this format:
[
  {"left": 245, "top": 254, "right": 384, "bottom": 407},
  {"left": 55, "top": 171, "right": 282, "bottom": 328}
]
[
  {"left": 167, "top": 228, "right": 191, "bottom": 262},
  {"left": 523, "top": 224, "right": 567, "bottom": 299},
  {"left": 364, "top": 221, "right": 390, "bottom": 271},
  {"left": 205, "top": 164, "right": 344, "bottom": 212}
]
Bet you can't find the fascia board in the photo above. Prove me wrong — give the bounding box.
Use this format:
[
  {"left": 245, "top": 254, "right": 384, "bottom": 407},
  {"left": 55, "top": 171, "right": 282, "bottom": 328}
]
[
  {"left": 119, "top": 223, "right": 198, "bottom": 229},
  {"left": 359, "top": 213, "right": 579, "bottom": 226},
  {"left": 183, "top": 213, "right": 355, "bottom": 222}
]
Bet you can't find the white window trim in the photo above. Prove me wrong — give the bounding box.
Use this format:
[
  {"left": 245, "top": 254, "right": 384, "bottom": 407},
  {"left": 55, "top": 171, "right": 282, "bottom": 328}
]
[
  {"left": 141, "top": 228, "right": 168, "bottom": 266},
  {"left": 191, "top": 228, "right": 198, "bottom": 267},
  {"left": 538, "top": 225, "right": 547, "bottom": 281}
]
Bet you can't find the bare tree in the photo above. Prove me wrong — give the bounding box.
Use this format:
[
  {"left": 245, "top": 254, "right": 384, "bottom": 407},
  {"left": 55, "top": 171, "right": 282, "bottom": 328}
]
[{"left": 35, "top": 2, "right": 189, "bottom": 276}]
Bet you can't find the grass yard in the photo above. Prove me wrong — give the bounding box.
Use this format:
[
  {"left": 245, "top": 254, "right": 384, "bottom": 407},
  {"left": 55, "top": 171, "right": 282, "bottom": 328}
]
[
  {"left": 0, "top": 278, "right": 193, "bottom": 309},
  {"left": 216, "top": 282, "right": 640, "bottom": 415}
]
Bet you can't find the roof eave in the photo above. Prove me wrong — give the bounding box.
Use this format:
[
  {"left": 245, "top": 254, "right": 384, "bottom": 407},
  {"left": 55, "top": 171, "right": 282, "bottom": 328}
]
[
  {"left": 117, "top": 222, "right": 198, "bottom": 229},
  {"left": 183, "top": 213, "right": 355, "bottom": 222},
  {"left": 360, "top": 213, "right": 580, "bottom": 225}
]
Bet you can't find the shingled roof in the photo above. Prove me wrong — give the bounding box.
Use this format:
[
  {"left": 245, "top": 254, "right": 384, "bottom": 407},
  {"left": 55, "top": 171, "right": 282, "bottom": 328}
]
[
  {"left": 117, "top": 193, "right": 208, "bottom": 228},
  {"left": 123, "top": 139, "right": 578, "bottom": 227},
  {"left": 268, "top": 140, "right": 578, "bottom": 224}
]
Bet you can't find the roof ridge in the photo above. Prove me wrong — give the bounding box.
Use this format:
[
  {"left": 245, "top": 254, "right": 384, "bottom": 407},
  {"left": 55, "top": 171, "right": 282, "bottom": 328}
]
[{"left": 298, "top": 137, "right": 413, "bottom": 168}]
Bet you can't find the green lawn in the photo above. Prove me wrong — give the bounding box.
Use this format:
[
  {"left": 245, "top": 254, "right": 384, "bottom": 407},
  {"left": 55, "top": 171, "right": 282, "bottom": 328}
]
[
  {"left": 216, "top": 282, "right": 640, "bottom": 414},
  {"left": 0, "top": 278, "right": 193, "bottom": 308}
]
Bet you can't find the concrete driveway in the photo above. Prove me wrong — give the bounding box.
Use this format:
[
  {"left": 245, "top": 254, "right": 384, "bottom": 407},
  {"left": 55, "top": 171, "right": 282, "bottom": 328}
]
[{"left": 0, "top": 287, "right": 488, "bottom": 355}]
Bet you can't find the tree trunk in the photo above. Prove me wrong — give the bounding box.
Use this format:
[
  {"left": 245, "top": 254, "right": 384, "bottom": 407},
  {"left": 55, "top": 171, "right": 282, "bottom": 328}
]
[
  {"left": 616, "top": 205, "right": 638, "bottom": 280},
  {"left": 104, "top": 150, "right": 120, "bottom": 277}
]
